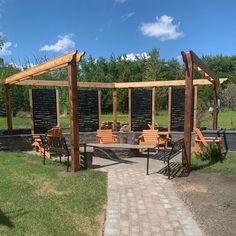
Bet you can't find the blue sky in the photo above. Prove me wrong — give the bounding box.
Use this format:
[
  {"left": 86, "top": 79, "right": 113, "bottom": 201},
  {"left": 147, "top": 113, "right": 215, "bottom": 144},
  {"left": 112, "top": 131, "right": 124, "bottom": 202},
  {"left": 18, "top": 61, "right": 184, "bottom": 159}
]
[{"left": 0, "top": 0, "right": 236, "bottom": 65}]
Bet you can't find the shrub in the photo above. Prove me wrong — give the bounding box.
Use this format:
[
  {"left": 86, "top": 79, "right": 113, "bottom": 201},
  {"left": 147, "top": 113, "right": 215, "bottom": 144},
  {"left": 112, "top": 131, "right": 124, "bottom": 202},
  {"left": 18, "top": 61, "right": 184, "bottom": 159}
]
[{"left": 195, "top": 144, "right": 226, "bottom": 164}]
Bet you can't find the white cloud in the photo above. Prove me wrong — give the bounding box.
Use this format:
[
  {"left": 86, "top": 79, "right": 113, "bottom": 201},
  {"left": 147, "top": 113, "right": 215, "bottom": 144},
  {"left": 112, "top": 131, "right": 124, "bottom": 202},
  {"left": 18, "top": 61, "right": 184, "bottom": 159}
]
[
  {"left": 122, "top": 12, "right": 135, "bottom": 21},
  {"left": 40, "top": 34, "right": 75, "bottom": 53},
  {"left": 116, "top": 0, "right": 128, "bottom": 3},
  {"left": 122, "top": 52, "right": 150, "bottom": 61},
  {"left": 0, "top": 41, "right": 13, "bottom": 56},
  {"left": 140, "top": 15, "right": 184, "bottom": 41},
  {"left": 0, "top": 32, "right": 17, "bottom": 56}
]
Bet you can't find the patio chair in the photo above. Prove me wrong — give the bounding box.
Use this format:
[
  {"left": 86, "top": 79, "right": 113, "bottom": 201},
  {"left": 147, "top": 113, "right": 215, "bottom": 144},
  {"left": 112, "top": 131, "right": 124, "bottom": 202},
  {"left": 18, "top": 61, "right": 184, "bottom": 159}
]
[
  {"left": 139, "top": 130, "right": 171, "bottom": 149},
  {"left": 32, "top": 126, "right": 62, "bottom": 158},
  {"left": 146, "top": 138, "right": 184, "bottom": 179},
  {"left": 40, "top": 134, "right": 70, "bottom": 171},
  {"left": 96, "top": 129, "right": 118, "bottom": 144},
  {"left": 194, "top": 128, "right": 222, "bottom": 153}
]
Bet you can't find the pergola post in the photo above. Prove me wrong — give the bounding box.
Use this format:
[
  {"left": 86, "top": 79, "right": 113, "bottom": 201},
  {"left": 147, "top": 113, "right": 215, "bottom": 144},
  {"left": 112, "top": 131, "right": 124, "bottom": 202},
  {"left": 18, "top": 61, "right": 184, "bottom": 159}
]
[
  {"left": 112, "top": 88, "right": 117, "bottom": 131},
  {"left": 152, "top": 87, "right": 155, "bottom": 129},
  {"left": 56, "top": 89, "right": 60, "bottom": 127},
  {"left": 193, "top": 86, "right": 198, "bottom": 129},
  {"left": 29, "top": 88, "right": 34, "bottom": 134},
  {"left": 68, "top": 53, "right": 80, "bottom": 171},
  {"left": 168, "top": 87, "right": 172, "bottom": 132},
  {"left": 182, "top": 52, "right": 194, "bottom": 174},
  {"left": 98, "top": 90, "right": 102, "bottom": 129},
  {"left": 128, "top": 88, "right": 131, "bottom": 131},
  {"left": 212, "top": 84, "right": 218, "bottom": 130},
  {"left": 4, "top": 84, "right": 12, "bottom": 134}
]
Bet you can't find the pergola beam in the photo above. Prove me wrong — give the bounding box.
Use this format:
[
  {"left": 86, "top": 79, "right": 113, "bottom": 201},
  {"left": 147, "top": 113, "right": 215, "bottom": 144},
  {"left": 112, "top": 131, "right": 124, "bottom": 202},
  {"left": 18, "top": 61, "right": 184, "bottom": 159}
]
[
  {"left": 4, "top": 51, "right": 85, "bottom": 85},
  {"left": 14, "top": 78, "right": 228, "bottom": 88}
]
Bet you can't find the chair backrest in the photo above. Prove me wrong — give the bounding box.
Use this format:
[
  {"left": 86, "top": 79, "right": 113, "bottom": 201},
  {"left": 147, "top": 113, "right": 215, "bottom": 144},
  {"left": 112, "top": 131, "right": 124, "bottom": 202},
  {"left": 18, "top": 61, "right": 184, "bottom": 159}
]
[
  {"left": 142, "top": 129, "right": 159, "bottom": 144},
  {"left": 47, "top": 126, "right": 62, "bottom": 137},
  {"left": 169, "top": 138, "right": 184, "bottom": 158},
  {"left": 97, "top": 129, "right": 116, "bottom": 144},
  {"left": 194, "top": 128, "right": 208, "bottom": 146}
]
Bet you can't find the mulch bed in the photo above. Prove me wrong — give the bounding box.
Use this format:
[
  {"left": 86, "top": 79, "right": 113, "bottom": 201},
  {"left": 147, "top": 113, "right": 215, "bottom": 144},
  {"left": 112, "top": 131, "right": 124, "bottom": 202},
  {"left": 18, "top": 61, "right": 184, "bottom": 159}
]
[{"left": 172, "top": 171, "right": 236, "bottom": 236}]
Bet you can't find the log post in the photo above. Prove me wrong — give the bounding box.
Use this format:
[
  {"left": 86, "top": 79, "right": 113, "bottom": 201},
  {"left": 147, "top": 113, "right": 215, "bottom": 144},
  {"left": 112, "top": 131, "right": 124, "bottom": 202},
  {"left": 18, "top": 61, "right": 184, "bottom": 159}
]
[
  {"left": 68, "top": 53, "right": 80, "bottom": 171},
  {"left": 4, "top": 84, "right": 12, "bottom": 134},
  {"left": 112, "top": 88, "right": 117, "bottom": 131},
  {"left": 182, "top": 51, "right": 194, "bottom": 174}
]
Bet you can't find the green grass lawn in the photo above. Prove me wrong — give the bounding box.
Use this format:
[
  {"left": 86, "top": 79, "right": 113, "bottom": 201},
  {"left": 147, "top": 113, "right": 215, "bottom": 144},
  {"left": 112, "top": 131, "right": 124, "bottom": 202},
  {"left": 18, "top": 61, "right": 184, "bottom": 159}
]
[
  {"left": 191, "top": 152, "right": 236, "bottom": 174},
  {"left": 0, "top": 152, "right": 107, "bottom": 236},
  {"left": 0, "top": 110, "right": 235, "bottom": 130}
]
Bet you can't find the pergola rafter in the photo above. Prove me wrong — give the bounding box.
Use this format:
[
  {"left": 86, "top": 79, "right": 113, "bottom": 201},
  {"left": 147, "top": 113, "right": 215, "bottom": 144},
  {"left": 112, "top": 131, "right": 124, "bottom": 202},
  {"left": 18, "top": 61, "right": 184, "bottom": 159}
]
[{"left": 4, "top": 51, "right": 85, "bottom": 85}]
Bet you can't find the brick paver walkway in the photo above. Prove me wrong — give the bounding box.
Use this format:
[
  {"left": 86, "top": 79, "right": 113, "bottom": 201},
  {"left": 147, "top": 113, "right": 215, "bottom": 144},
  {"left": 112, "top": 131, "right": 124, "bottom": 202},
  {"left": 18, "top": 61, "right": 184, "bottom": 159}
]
[{"left": 93, "top": 156, "right": 202, "bottom": 236}]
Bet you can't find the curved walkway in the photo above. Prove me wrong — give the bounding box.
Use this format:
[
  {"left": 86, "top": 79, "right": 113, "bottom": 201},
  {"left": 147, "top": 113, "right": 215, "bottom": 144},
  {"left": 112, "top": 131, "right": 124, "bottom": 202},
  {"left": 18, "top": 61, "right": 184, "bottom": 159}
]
[{"left": 93, "top": 156, "right": 202, "bottom": 236}]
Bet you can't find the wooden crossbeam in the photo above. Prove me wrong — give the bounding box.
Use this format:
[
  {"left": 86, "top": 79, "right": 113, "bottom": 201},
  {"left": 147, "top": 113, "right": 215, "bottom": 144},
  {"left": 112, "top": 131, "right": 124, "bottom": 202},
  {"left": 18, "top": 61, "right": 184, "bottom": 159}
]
[
  {"left": 4, "top": 51, "right": 85, "bottom": 85},
  {"left": 14, "top": 78, "right": 228, "bottom": 88}
]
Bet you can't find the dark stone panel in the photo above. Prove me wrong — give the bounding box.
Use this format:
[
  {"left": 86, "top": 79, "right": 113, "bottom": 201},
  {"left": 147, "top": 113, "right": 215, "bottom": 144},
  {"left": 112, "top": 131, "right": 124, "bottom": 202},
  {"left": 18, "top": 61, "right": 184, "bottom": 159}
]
[
  {"left": 32, "top": 89, "right": 57, "bottom": 134},
  {"left": 171, "top": 87, "right": 194, "bottom": 132},
  {"left": 131, "top": 90, "right": 152, "bottom": 131},
  {"left": 78, "top": 90, "right": 99, "bottom": 132}
]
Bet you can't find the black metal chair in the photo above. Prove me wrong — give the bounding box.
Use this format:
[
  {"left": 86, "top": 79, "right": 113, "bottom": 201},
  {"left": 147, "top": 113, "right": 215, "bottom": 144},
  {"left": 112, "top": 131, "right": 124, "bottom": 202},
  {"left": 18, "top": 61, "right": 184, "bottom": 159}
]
[
  {"left": 40, "top": 135, "right": 70, "bottom": 172},
  {"left": 146, "top": 138, "right": 184, "bottom": 179}
]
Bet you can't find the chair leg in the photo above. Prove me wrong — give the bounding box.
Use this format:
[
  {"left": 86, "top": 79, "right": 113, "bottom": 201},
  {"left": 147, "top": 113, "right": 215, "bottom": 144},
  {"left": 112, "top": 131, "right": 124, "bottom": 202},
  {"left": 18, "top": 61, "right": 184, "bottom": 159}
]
[
  {"left": 43, "top": 148, "right": 46, "bottom": 165},
  {"left": 67, "top": 156, "right": 69, "bottom": 172},
  {"left": 167, "top": 156, "right": 170, "bottom": 179},
  {"left": 146, "top": 148, "right": 150, "bottom": 175}
]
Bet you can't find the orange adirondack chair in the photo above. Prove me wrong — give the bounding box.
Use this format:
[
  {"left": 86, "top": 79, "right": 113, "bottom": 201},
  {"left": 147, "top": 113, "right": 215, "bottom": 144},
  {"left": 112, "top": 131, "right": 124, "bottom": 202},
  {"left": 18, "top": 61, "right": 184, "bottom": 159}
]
[
  {"left": 138, "top": 129, "right": 170, "bottom": 148},
  {"left": 96, "top": 129, "right": 118, "bottom": 144},
  {"left": 32, "top": 126, "right": 62, "bottom": 158},
  {"left": 194, "top": 128, "right": 222, "bottom": 153}
]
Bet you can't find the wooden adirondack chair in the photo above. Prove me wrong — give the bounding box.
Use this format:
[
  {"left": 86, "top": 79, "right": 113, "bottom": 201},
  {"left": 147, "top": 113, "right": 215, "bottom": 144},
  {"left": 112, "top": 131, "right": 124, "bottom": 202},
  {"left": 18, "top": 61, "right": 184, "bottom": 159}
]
[
  {"left": 138, "top": 130, "right": 170, "bottom": 148},
  {"left": 194, "top": 128, "right": 222, "bottom": 153},
  {"left": 32, "top": 126, "right": 62, "bottom": 158},
  {"left": 96, "top": 129, "right": 118, "bottom": 144}
]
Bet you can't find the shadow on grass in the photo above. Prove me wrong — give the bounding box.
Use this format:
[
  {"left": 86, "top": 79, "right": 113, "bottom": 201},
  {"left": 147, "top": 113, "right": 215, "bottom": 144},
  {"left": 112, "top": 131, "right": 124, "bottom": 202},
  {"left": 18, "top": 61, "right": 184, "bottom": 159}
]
[
  {"left": 0, "top": 208, "right": 28, "bottom": 228},
  {"left": 0, "top": 209, "right": 14, "bottom": 228}
]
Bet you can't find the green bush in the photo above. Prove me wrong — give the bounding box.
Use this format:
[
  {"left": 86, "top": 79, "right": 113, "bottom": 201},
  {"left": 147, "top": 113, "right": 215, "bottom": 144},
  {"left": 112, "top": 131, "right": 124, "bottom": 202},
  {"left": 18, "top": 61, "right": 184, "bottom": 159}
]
[{"left": 195, "top": 144, "right": 226, "bottom": 164}]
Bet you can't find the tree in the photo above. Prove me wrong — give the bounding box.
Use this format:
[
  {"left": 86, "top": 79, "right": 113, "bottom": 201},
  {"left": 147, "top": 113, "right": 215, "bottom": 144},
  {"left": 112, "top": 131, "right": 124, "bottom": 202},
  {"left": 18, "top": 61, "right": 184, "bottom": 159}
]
[
  {"left": 221, "top": 83, "right": 236, "bottom": 110},
  {"left": 144, "top": 49, "right": 163, "bottom": 81}
]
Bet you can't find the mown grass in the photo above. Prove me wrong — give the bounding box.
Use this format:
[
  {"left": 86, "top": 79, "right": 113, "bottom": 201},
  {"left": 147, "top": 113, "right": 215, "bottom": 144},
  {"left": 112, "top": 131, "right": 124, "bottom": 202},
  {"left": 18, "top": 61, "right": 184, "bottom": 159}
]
[
  {"left": 0, "top": 110, "right": 235, "bottom": 130},
  {"left": 0, "top": 152, "right": 107, "bottom": 236},
  {"left": 191, "top": 152, "right": 236, "bottom": 174}
]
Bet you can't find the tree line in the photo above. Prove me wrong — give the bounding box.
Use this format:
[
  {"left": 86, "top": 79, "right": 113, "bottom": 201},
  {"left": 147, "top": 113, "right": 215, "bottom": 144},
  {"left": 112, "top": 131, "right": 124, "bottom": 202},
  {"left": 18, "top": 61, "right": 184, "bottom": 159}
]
[{"left": 0, "top": 47, "right": 236, "bottom": 117}]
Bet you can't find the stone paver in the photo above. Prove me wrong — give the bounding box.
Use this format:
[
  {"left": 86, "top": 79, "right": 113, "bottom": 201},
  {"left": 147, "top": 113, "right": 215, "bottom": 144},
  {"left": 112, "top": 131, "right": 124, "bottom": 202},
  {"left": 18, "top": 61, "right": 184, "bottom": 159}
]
[{"left": 92, "top": 156, "right": 202, "bottom": 236}]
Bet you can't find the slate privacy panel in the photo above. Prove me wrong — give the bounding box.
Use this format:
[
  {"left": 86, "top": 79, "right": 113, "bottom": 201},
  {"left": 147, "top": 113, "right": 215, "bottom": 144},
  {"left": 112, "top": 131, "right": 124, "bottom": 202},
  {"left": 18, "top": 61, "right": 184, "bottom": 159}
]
[
  {"left": 32, "top": 89, "right": 57, "bottom": 134},
  {"left": 131, "top": 89, "right": 152, "bottom": 131},
  {"left": 78, "top": 90, "right": 99, "bottom": 132},
  {"left": 171, "top": 87, "right": 194, "bottom": 131}
]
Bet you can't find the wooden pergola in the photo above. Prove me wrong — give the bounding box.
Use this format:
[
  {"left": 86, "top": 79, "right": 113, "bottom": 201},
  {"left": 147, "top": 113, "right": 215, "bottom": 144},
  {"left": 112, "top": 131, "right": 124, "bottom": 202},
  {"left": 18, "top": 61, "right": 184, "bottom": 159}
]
[
  {"left": 3, "top": 50, "right": 227, "bottom": 172},
  {"left": 181, "top": 50, "right": 222, "bottom": 173}
]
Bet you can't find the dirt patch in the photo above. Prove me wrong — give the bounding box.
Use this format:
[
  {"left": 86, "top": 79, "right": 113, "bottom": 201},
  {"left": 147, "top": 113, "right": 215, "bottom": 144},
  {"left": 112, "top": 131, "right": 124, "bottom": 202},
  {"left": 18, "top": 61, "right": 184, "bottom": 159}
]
[
  {"left": 172, "top": 171, "right": 236, "bottom": 236},
  {"left": 35, "top": 180, "right": 72, "bottom": 196}
]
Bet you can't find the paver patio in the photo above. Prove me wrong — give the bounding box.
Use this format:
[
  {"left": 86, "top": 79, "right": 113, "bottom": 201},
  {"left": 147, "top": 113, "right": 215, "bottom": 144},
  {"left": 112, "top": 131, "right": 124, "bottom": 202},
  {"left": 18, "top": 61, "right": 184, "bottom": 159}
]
[{"left": 92, "top": 155, "right": 202, "bottom": 236}]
